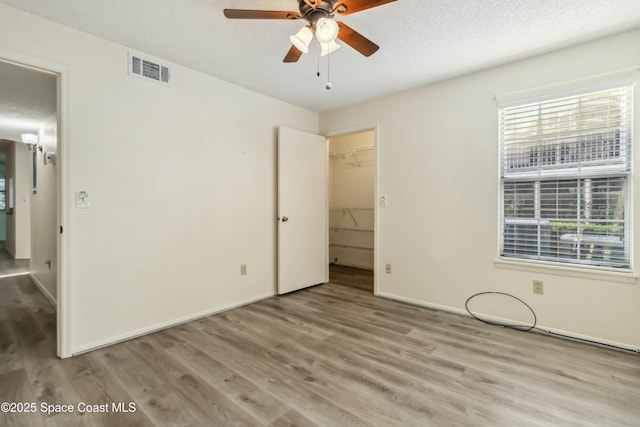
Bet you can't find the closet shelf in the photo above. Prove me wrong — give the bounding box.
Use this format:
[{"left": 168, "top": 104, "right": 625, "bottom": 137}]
[
  {"left": 330, "top": 227, "right": 373, "bottom": 232},
  {"left": 329, "top": 208, "right": 374, "bottom": 211},
  {"left": 329, "top": 144, "right": 374, "bottom": 156},
  {"left": 329, "top": 244, "right": 374, "bottom": 251}
]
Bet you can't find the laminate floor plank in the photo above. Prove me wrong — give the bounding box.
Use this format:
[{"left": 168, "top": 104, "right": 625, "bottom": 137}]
[
  {"left": 58, "top": 352, "right": 156, "bottom": 427},
  {"left": 209, "top": 309, "right": 427, "bottom": 426},
  {"left": 329, "top": 265, "right": 374, "bottom": 292},
  {"left": 2, "top": 266, "right": 639, "bottom": 426},
  {"left": 167, "top": 323, "right": 373, "bottom": 427},
  {"left": 225, "top": 300, "right": 548, "bottom": 426},
  {"left": 268, "top": 408, "right": 319, "bottom": 427},
  {"left": 434, "top": 344, "right": 639, "bottom": 425},
  {"left": 96, "top": 342, "right": 206, "bottom": 427},
  {"left": 0, "top": 277, "right": 28, "bottom": 308},
  {"left": 417, "top": 323, "right": 640, "bottom": 404},
  {"left": 0, "top": 369, "right": 45, "bottom": 427},
  {"left": 0, "top": 248, "right": 30, "bottom": 277},
  {"left": 124, "top": 336, "right": 264, "bottom": 427},
  {"left": 243, "top": 297, "right": 547, "bottom": 426},
  {"left": 254, "top": 289, "right": 640, "bottom": 411},
  {"left": 165, "top": 341, "right": 290, "bottom": 424},
  {"left": 314, "top": 288, "right": 636, "bottom": 421},
  {"left": 0, "top": 304, "right": 21, "bottom": 375}
]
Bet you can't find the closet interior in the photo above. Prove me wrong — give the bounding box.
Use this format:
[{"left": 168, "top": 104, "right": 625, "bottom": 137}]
[{"left": 328, "top": 130, "right": 375, "bottom": 282}]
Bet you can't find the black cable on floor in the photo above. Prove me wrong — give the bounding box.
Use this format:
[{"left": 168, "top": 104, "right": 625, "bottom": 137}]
[
  {"left": 465, "top": 291, "right": 537, "bottom": 332},
  {"left": 465, "top": 291, "right": 639, "bottom": 354}
]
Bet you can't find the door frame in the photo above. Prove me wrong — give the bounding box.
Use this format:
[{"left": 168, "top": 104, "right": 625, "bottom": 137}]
[
  {"left": 325, "top": 123, "right": 379, "bottom": 295},
  {"left": 0, "top": 48, "right": 71, "bottom": 358}
]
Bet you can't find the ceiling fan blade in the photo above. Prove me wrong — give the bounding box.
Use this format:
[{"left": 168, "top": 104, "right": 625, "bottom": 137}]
[
  {"left": 223, "top": 9, "right": 301, "bottom": 20},
  {"left": 335, "top": 0, "right": 397, "bottom": 16},
  {"left": 337, "top": 22, "right": 379, "bottom": 57},
  {"left": 283, "top": 45, "right": 303, "bottom": 63}
]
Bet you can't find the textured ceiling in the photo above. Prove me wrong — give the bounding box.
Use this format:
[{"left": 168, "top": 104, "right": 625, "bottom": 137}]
[
  {"left": 0, "top": 0, "right": 639, "bottom": 114},
  {"left": 0, "top": 61, "right": 56, "bottom": 143}
]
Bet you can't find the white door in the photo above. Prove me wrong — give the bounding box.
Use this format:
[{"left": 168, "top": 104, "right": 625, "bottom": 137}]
[{"left": 278, "top": 127, "right": 328, "bottom": 294}]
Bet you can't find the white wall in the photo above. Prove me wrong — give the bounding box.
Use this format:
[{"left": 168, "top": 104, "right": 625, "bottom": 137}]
[
  {"left": 5, "top": 141, "right": 31, "bottom": 259},
  {"left": 329, "top": 131, "right": 375, "bottom": 269},
  {"left": 30, "top": 114, "right": 57, "bottom": 300},
  {"left": 0, "top": 4, "right": 319, "bottom": 353},
  {"left": 321, "top": 28, "right": 640, "bottom": 350}
]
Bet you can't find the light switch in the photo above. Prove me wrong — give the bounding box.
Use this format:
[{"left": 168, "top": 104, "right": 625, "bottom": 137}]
[
  {"left": 75, "top": 191, "right": 90, "bottom": 208},
  {"left": 379, "top": 195, "right": 388, "bottom": 208}
]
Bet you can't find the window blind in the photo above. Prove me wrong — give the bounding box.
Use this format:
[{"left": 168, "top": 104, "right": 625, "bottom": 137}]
[
  {"left": 499, "top": 84, "right": 633, "bottom": 269},
  {"left": 501, "top": 86, "right": 632, "bottom": 178}
]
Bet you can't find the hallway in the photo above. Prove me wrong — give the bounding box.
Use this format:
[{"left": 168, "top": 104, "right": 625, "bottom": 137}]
[{"left": 0, "top": 245, "right": 29, "bottom": 277}]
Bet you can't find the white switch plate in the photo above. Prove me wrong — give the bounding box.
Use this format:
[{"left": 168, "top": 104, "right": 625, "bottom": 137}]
[
  {"left": 75, "top": 191, "right": 90, "bottom": 208},
  {"left": 379, "top": 195, "right": 388, "bottom": 208}
]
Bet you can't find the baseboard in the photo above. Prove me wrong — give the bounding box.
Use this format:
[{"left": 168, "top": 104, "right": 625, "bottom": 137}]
[
  {"left": 376, "top": 291, "right": 640, "bottom": 353},
  {"left": 71, "top": 291, "right": 276, "bottom": 356},
  {"left": 28, "top": 273, "right": 56, "bottom": 307}
]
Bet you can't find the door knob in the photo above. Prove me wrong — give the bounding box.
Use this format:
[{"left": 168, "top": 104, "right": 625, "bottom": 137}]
[{"left": 281, "top": 216, "right": 289, "bottom": 222}]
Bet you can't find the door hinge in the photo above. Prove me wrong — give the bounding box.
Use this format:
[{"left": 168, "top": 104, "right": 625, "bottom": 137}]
[{"left": 60, "top": 226, "right": 63, "bottom": 234}]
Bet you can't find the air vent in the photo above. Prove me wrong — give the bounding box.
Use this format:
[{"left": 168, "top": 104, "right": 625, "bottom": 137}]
[{"left": 128, "top": 52, "right": 170, "bottom": 85}]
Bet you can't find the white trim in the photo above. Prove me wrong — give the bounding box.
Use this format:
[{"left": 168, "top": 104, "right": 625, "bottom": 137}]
[
  {"left": 494, "top": 257, "right": 637, "bottom": 284},
  {"left": 377, "top": 291, "right": 640, "bottom": 352},
  {"left": 496, "top": 66, "right": 638, "bottom": 107},
  {"left": 324, "top": 123, "right": 380, "bottom": 296},
  {"left": 57, "top": 63, "right": 71, "bottom": 359},
  {"left": 28, "top": 273, "right": 56, "bottom": 307},
  {"left": 0, "top": 47, "right": 71, "bottom": 358},
  {"left": 325, "top": 135, "right": 329, "bottom": 284},
  {"left": 71, "top": 292, "right": 275, "bottom": 356}
]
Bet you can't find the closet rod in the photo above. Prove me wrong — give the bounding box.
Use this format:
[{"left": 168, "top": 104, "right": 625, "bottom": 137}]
[
  {"left": 349, "top": 145, "right": 374, "bottom": 152},
  {"left": 329, "top": 207, "right": 374, "bottom": 210},
  {"left": 329, "top": 145, "right": 374, "bottom": 157}
]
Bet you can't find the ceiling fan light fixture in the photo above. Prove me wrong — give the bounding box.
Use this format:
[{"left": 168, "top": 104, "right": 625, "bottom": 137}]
[
  {"left": 290, "top": 26, "right": 314, "bottom": 53},
  {"left": 320, "top": 40, "right": 341, "bottom": 56},
  {"left": 315, "top": 17, "right": 339, "bottom": 43}
]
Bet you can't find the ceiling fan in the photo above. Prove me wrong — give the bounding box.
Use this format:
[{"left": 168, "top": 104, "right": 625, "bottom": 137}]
[{"left": 224, "top": 0, "right": 397, "bottom": 63}]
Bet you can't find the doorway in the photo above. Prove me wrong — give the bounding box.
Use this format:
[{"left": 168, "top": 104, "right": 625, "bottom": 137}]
[
  {"left": 0, "top": 144, "right": 32, "bottom": 277},
  {"left": 0, "top": 54, "right": 67, "bottom": 357},
  {"left": 328, "top": 130, "right": 375, "bottom": 293}
]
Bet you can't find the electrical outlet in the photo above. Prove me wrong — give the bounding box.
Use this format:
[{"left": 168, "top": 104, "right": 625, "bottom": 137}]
[
  {"left": 385, "top": 263, "right": 391, "bottom": 274},
  {"left": 240, "top": 264, "right": 247, "bottom": 276},
  {"left": 533, "top": 280, "right": 544, "bottom": 294}
]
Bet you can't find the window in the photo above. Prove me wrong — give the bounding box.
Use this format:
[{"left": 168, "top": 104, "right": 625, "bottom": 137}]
[{"left": 499, "top": 83, "right": 633, "bottom": 269}]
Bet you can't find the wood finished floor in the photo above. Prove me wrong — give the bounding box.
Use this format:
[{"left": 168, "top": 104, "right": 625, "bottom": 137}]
[
  {"left": 0, "top": 246, "right": 30, "bottom": 277},
  {"left": 1, "top": 268, "right": 639, "bottom": 426}
]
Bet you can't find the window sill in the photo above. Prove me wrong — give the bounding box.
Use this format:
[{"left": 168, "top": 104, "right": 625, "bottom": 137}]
[{"left": 494, "top": 257, "right": 638, "bottom": 284}]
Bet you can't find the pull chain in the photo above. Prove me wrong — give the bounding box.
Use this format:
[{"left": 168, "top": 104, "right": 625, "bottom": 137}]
[{"left": 325, "top": 50, "right": 332, "bottom": 90}]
